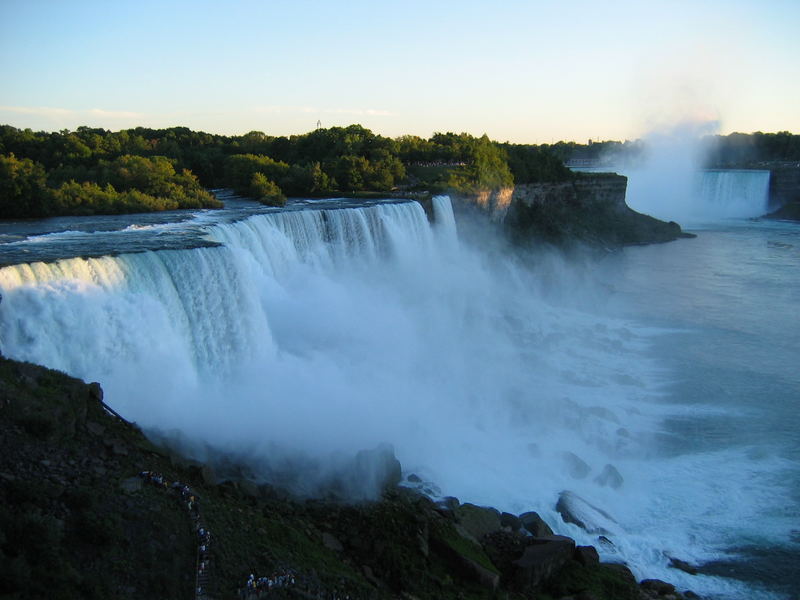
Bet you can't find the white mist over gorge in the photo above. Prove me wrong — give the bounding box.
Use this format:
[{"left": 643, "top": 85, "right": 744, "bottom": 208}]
[
  {"left": 1, "top": 188, "right": 798, "bottom": 599},
  {"left": 618, "top": 123, "right": 772, "bottom": 224}
]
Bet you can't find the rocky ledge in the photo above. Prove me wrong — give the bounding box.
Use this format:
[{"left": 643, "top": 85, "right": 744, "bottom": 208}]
[
  {"left": 504, "top": 175, "right": 694, "bottom": 248},
  {"left": 0, "top": 356, "right": 701, "bottom": 599},
  {"left": 449, "top": 174, "right": 694, "bottom": 249}
]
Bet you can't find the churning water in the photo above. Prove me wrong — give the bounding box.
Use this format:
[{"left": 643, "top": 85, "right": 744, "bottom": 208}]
[{"left": 0, "top": 189, "right": 797, "bottom": 599}]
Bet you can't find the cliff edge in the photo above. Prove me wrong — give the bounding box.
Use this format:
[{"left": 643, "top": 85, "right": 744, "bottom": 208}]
[{"left": 451, "top": 174, "right": 692, "bottom": 248}]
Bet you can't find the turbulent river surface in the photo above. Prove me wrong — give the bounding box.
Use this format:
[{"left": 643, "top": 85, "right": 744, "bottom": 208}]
[{"left": 0, "top": 187, "right": 797, "bottom": 599}]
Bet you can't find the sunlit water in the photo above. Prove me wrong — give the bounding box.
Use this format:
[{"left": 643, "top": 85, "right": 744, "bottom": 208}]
[{"left": 0, "top": 194, "right": 797, "bottom": 599}]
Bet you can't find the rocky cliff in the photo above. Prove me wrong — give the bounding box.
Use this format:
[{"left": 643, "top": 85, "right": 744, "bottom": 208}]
[
  {"left": 451, "top": 174, "right": 691, "bottom": 248},
  {"left": 0, "top": 356, "right": 700, "bottom": 600},
  {"left": 766, "top": 166, "right": 800, "bottom": 220}
]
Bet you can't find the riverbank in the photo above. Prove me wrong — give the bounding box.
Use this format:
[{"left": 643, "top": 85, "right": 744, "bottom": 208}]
[{"left": 0, "top": 356, "right": 701, "bottom": 599}]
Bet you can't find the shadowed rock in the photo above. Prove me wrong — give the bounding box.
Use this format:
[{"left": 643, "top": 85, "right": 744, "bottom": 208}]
[
  {"left": 513, "top": 535, "right": 576, "bottom": 589},
  {"left": 594, "top": 464, "right": 624, "bottom": 489},
  {"left": 455, "top": 503, "right": 502, "bottom": 540},
  {"left": 519, "top": 511, "right": 554, "bottom": 537},
  {"left": 562, "top": 451, "right": 591, "bottom": 479},
  {"left": 556, "top": 491, "right": 618, "bottom": 535},
  {"left": 500, "top": 512, "right": 522, "bottom": 532},
  {"left": 574, "top": 545, "right": 600, "bottom": 567}
]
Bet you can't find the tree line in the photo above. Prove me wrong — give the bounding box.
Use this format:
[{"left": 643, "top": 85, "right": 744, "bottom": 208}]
[
  {"left": 703, "top": 131, "right": 800, "bottom": 167},
  {"left": 0, "top": 124, "right": 573, "bottom": 218}
]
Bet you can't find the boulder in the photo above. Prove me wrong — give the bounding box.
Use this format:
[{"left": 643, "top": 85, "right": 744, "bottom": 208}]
[
  {"left": 348, "top": 443, "right": 402, "bottom": 498},
  {"left": 601, "top": 563, "right": 637, "bottom": 587},
  {"left": 513, "top": 535, "right": 576, "bottom": 589},
  {"left": 668, "top": 556, "right": 698, "bottom": 575},
  {"left": 435, "top": 496, "right": 460, "bottom": 517},
  {"left": 430, "top": 522, "right": 501, "bottom": 590},
  {"left": 88, "top": 382, "right": 104, "bottom": 402},
  {"left": 561, "top": 451, "right": 591, "bottom": 479},
  {"left": 500, "top": 512, "right": 522, "bottom": 532},
  {"left": 455, "top": 503, "right": 502, "bottom": 540},
  {"left": 556, "top": 491, "right": 618, "bottom": 535},
  {"left": 574, "top": 545, "right": 600, "bottom": 567},
  {"left": 460, "top": 554, "right": 500, "bottom": 590},
  {"left": 519, "top": 511, "right": 554, "bottom": 537},
  {"left": 640, "top": 578, "right": 676, "bottom": 595},
  {"left": 594, "top": 464, "right": 624, "bottom": 489}
]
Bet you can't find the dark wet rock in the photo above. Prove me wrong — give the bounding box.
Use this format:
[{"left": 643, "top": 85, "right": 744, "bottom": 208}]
[
  {"left": 562, "top": 451, "right": 591, "bottom": 479},
  {"left": 500, "top": 511, "right": 522, "bottom": 532},
  {"left": 597, "top": 535, "right": 615, "bottom": 549},
  {"left": 520, "top": 511, "right": 554, "bottom": 537},
  {"left": 406, "top": 473, "right": 422, "bottom": 483},
  {"left": 574, "top": 545, "right": 600, "bottom": 567},
  {"left": 601, "top": 563, "right": 637, "bottom": 586},
  {"left": 668, "top": 556, "right": 698, "bottom": 575},
  {"left": 435, "top": 496, "right": 460, "bottom": 517},
  {"left": 594, "top": 464, "right": 623, "bottom": 489},
  {"left": 430, "top": 521, "right": 501, "bottom": 590},
  {"left": 458, "top": 553, "right": 500, "bottom": 590},
  {"left": 88, "top": 381, "right": 103, "bottom": 402},
  {"left": 640, "top": 578, "right": 676, "bottom": 595},
  {"left": 556, "top": 491, "right": 617, "bottom": 535},
  {"left": 513, "top": 535, "right": 576, "bottom": 589},
  {"left": 482, "top": 529, "right": 530, "bottom": 574},
  {"left": 455, "top": 503, "right": 502, "bottom": 540},
  {"left": 350, "top": 442, "right": 402, "bottom": 497}
]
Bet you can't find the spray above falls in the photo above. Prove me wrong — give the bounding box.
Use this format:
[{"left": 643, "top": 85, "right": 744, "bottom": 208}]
[{"left": 620, "top": 123, "right": 771, "bottom": 224}]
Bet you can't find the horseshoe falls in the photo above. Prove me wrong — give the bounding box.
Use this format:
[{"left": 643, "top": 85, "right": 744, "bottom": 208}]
[
  {"left": 626, "top": 168, "right": 772, "bottom": 225},
  {"left": 1, "top": 196, "right": 798, "bottom": 599}
]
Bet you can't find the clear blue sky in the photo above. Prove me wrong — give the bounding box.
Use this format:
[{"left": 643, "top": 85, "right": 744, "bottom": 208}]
[{"left": 1, "top": 0, "right": 798, "bottom": 143}]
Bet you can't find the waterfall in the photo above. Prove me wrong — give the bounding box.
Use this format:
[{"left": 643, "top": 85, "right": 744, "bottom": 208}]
[
  {"left": 697, "top": 169, "right": 771, "bottom": 218},
  {"left": 625, "top": 167, "right": 771, "bottom": 224},
  {"left": 0, "top": 195, "right": 714, "bottom": 589}
]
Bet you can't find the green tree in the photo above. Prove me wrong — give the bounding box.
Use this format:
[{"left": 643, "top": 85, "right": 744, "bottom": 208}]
[
  {"left": 0, "top": 153, "right": 50, "bottom": 217},
  {"left": 249, "top": 172, "right": 286, "bottom": 206}
]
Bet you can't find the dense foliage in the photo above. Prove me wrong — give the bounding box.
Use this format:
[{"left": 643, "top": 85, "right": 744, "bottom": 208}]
[
  {"left": 0, "top": 151, "right": 220, "bottom": 218},
  {"left": 704, "top": 131, "right": 800, "bottom": 167},
  {"left": 0, "top": 124, "right": 572, "bottom": 218}
]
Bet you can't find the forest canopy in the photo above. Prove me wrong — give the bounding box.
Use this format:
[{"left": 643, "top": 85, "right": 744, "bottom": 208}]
[{"left": 0, "top": 124, "right": 575, "bottom": 218}]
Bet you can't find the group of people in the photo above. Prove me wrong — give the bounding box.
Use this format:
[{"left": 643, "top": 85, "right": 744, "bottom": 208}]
[
  {"left": 138, "top": 470, "right": 211, "bottom": 598},
  {"left": 239, "top": 570, "right": 297, "bottom": 598}
]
